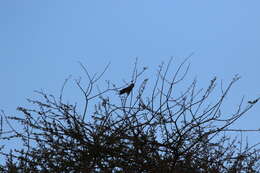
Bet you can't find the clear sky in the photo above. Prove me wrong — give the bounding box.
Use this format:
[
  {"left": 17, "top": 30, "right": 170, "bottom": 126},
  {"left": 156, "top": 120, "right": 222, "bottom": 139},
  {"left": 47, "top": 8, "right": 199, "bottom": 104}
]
[{"left": 1, "top": 1, "right": 260, "bottom": 146}]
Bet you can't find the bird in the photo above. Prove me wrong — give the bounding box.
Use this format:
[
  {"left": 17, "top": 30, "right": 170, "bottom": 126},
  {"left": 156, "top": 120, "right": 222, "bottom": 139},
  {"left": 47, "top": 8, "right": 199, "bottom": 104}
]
[{"left": 119, "top": 83, "right": 134, "bottom": 95}]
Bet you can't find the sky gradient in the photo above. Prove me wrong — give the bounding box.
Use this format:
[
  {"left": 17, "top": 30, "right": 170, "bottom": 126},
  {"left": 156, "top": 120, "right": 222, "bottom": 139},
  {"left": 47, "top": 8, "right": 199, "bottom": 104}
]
[{"left": 1, "top": 1, "right": 260, "bottom": 146}]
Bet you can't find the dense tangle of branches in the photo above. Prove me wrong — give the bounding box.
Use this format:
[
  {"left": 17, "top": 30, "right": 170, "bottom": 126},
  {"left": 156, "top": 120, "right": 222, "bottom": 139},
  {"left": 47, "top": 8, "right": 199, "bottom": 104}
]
[{"left": 0, "top": 58, "right": 259, "bottom": 172}]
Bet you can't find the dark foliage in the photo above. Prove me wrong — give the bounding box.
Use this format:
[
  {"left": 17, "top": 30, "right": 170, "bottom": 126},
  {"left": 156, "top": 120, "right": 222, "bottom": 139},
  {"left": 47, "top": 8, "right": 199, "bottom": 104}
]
[{"left": 0, "top": 59, "right": 260, "bottom": 173}]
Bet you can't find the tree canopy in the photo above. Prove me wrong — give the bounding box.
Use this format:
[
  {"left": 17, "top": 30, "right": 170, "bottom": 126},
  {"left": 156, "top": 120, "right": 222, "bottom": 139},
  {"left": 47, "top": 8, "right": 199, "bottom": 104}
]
[{"left": 0, "top": 59, "right": 260, "bottom": 172}]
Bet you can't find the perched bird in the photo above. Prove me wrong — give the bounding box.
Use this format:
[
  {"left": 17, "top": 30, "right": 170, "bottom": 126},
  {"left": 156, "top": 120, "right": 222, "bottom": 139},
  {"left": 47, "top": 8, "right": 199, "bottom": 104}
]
[{"left": 119, "top": 83, "right": 134, "bottom": 95}]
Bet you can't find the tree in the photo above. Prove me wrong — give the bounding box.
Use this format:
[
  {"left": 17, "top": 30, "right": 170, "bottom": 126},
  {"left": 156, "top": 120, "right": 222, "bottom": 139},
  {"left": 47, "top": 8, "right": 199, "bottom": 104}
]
[{"left": 0, "top": 58, "right": 260, "bottom": 172}]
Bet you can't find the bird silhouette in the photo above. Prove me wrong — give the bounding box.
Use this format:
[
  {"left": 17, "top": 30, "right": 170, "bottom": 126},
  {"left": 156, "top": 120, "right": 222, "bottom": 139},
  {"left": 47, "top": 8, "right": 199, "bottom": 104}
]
[{"left": 119, "top": 83, "right": 134, "bottom": 95}]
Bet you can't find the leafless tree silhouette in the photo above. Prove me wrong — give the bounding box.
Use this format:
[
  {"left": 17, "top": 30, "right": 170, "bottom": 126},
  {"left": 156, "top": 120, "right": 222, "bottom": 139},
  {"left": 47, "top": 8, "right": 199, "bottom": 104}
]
[{"left": 0, "top": 58, "right": 260, "bottom": 172}]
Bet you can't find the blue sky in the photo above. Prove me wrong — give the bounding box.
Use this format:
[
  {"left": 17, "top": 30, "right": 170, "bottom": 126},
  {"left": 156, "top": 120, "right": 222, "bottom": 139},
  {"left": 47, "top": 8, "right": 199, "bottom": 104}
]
[{"left": 0, "top": 1, "right": 260, "bottom": 146}]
